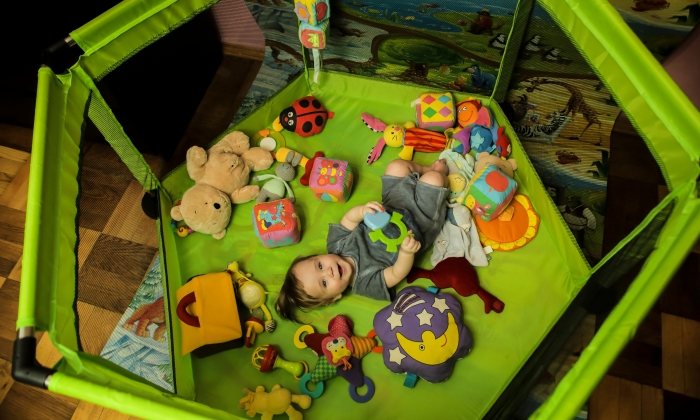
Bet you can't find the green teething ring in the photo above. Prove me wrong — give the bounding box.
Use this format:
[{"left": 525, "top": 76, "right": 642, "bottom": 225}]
[
  {"left": 300, "top": 373, "right": 324, "bottom": 398},
  {"left": 368, "top": 212, "right": 412, "bottom": 252}
]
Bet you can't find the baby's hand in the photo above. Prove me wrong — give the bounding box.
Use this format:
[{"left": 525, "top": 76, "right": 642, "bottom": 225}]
[
  {"left": 400, "top": 231, "right": 421, "bottom": 254},
  {"left": 362, "top": 201, "right": 385, "bottom": 216}
]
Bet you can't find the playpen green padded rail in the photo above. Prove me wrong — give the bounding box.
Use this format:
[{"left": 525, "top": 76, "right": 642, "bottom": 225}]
[{"left": 13, "top": 0, "right": 700, "bottom": 419}]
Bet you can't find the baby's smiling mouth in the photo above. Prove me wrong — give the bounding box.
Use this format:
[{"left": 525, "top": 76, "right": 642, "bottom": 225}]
[{"left": 338, "top": 264, "right": 344, "bottom": 278}]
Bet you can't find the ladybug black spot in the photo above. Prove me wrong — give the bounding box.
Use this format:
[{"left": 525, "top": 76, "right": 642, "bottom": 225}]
[
  {"left": 315, "top": 116, "right": 324, "bottom": 126},
  {"left": 302, "top": 121, "right": 313, "bottom": 133},
  {"left": 312, "top": 99, "right": 321, "bottom": 108},
  {"left": 299, "top": 99, "right": 310, "bottom": 108}
]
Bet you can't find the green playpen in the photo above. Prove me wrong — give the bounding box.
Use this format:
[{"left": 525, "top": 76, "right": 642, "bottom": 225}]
[{"left": 13, "top": 0, "right": 700, "bottom": 419}]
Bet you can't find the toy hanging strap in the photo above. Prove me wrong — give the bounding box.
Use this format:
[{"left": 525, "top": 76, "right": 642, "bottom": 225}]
[
  {"left": 312, "top": 49, "right": 321, "bottom": 84},
  {"left": 294, "top": 0, "right": 330, "bottom": 84}
]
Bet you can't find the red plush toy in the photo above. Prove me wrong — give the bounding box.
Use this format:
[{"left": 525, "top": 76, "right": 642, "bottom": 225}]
[
  {"left": 406, "top": 257, "right": 505, "bottom": 314},
  {"left": 299, "top": 151, "right": 325, "bottom": 186}
]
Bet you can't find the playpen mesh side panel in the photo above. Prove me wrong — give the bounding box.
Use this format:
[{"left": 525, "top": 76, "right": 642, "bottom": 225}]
[
  {"left": 485, "top": 198, "right": 676, "bottom": 419},
  {"left": 533, "top": 182, "right": 700, "bottom": 419},
  {"left": 73, "top": 133, "right": 174, "bottom": 391},
  {"left": 85, "top": 90, "right": 159, "bottom": 191},
  {"left": 537, "top": 0, "right": 700, "bottom": 190},
  {"left": 327, "top": 0, "right": 518, "bottom": 94},
  {"left": 161, "top": 72, "right": 588, "bottom": 419}
]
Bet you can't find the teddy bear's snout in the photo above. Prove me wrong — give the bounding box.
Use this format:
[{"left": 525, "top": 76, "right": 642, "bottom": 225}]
[{"left": 214, "top": 203, "right": 221, "bottom": 210}]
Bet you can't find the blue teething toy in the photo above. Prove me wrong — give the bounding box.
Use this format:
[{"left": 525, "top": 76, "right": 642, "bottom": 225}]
[
  {"left": 363, "top": 211, "right": 391, "bottom": 230},
  {"left": 366, "top": 211, "right": 414, "bottom": 252},
  {"left": 348, "top": 376, "right": 375, "bottom": 403}
]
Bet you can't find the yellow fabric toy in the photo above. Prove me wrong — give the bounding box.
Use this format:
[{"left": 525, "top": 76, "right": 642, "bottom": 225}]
[
  {"left": 239, "top": 385, "right": 311, "bottom": 420},
  {"left": 176, "top": 271, "right": 242, "bottom": 356}
]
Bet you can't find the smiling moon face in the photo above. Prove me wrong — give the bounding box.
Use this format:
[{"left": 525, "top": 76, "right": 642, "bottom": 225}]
[
  {"left": 396, "top": 312, "right": 460, "bottom": 365},
  {"left": 457, "top": 102, "right": 479, "bottom": 127}
]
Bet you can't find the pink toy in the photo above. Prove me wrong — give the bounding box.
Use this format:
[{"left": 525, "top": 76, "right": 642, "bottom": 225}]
[
  {"left": 252, "top": 199, "right": 300, "bottom": 248},
  {"left": 309, "top": 158, "right": 353, "bottom": 203},
  {"left": 475, "top": 106, "right": 492, "bottom": 126}
]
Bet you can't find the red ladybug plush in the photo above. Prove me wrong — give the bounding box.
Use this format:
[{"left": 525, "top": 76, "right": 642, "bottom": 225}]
[{"left": 273, "top": 96, "right": 334, "bottom": 137}]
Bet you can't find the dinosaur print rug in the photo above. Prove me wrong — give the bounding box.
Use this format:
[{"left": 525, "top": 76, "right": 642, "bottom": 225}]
[{"left": 100, "top": 254, "right": 175, "bottom": 392}]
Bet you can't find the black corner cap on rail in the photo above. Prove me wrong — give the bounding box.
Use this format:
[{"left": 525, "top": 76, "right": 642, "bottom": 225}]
[
  {"left": 12, "top": 333, "right": 55, "bottom": 389},
  {"left": 41, "top": 37, "right": 82, "bottom": 74},
  {"left": 142, "top": 190, "right": 159, "bottom": 220}
]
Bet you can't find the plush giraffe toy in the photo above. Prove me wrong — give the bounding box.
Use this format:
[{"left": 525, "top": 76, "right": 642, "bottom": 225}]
[{"left": 239, "top": 385, "right": 311, "bottom": 420}]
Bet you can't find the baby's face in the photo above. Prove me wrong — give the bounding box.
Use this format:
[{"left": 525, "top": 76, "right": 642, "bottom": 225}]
[{"left": 293, "top": 254, "right": 354, "bottom": 301}]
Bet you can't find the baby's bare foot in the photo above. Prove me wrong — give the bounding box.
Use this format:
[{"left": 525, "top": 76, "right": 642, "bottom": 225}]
[{"left": 428, "top": 158, "right": 449, "bottom": 175}]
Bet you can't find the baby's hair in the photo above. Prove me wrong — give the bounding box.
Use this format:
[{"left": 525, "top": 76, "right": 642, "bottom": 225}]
[{"left": 276, "top": 254, "right": 336, "bottom": 324}]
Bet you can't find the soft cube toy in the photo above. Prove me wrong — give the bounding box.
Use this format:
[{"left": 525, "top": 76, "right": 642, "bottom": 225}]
[
  {"left": 300, "top": 20, "right": 328, "bottom": 49},
  {"left": 373, "top": 287, "right": 473, "bottom": 385},
  {"left": 252, "top": 199, "right": 300, "bottom": 248},
  {"left": 309, "top": 158, "right": 353, "bottom": 203},
  {"left": 464, "top": 152, "right": 518, "bottom": 222},
  {"left": 294, "top": 0, "right": 329, "bottom": 26},
  {"left": 412, "top": 92, "right": 455, "bottom": 132}
]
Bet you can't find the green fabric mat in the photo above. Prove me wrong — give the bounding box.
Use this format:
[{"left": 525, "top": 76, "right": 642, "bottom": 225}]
[{"left": 161, "top": 72, "right": 589, "bottom": 419}]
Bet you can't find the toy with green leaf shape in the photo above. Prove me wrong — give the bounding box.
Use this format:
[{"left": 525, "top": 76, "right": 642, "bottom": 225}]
[{"left": 293, "top": 315, "right": 380, "bottom": 403}]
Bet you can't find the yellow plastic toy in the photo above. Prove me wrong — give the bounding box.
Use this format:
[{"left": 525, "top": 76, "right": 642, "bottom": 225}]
[
  {"left": 227, "top": 262, "right": 276, "bottom": 335},
  {"left": 252, "top": 344, "right": 309, "bottom": 380},
  {"left": 275, "top": 147, "right": 309, "bottom": 168},
  {"left": 239, "top": 384, "right": 311, "bottom": 420}
]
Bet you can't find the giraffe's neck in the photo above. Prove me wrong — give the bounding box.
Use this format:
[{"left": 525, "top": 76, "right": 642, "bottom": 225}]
[{"left": 541, "top": 81, "right": 579, "bottom": 96}]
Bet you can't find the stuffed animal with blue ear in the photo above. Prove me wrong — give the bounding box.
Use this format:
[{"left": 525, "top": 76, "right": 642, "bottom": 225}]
[
  {"left": 457, "top": 114, "right": 507, "bottom": 154},
  {"left": 361, "top": 113, "right": 448, "bottom": 164},
  {"left": 465, "top": 64, "right": 496, "bottom": 90}
]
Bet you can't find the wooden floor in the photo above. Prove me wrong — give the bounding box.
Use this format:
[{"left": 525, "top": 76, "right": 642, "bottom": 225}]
[
  {"left": 0, "top": 124, "right": 698, "bottom": 419},
  {"left": 0, "top": 122, "right": 165, "bottom": 420}
]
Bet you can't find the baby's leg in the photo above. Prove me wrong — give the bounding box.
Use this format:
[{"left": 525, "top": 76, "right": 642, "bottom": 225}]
[{"left": 385, "top": 159, "right": 447, "bottom": 188}]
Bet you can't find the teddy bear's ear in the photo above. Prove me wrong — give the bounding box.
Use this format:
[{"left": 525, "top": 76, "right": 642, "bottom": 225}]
[
  {"left": 507, "top": 158, "right": 518, "bottom": 171},
  {"left": 171, "top": 205, "right": 184, "bottom": 221}
]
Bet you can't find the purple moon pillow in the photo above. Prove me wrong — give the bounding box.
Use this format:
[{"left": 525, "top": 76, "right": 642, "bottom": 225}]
[{"left": 373, "top": 286, "right": 473, "bottom": 383}]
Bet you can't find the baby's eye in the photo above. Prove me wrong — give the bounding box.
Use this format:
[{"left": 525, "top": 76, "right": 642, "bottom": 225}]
[
  {"left": 322, "top": 280, "right": 327, "bottom": 288},
  {"left": 318, "top": 262, "right": 322, "bottom": 270}
]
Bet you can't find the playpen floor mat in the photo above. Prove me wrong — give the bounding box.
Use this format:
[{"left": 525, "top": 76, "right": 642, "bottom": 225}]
[{"left": 161, "top": 73, "right": 589, "bottom": 419}]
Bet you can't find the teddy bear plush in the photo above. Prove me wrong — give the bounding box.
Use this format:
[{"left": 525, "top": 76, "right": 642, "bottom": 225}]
[
  {"left": 171, "top": 131, "right": 274, "bottom": 239},
  {"left": 475, "top": 151, "right": 517, "bottom": 177}
]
